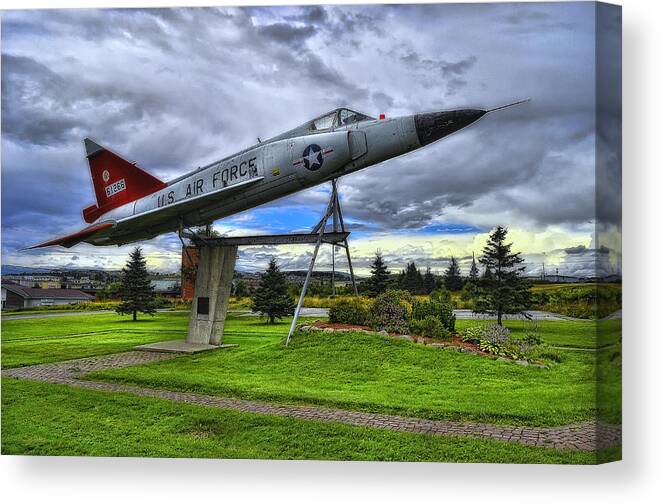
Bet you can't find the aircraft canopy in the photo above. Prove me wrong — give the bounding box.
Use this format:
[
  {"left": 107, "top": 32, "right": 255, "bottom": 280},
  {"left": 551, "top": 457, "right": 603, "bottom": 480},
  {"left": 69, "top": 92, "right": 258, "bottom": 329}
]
[{"left": 267, "top": 108, "right": 375, "bottom": 144}]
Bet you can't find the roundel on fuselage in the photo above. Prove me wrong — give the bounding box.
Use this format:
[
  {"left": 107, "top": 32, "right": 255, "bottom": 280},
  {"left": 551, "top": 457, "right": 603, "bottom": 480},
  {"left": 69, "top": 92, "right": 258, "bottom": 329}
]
[{"left": 302, "top": 144, "right": 323, "bottom": 171}]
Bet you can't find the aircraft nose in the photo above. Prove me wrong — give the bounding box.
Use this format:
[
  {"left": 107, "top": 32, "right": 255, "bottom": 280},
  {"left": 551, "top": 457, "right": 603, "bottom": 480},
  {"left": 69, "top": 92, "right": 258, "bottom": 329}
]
[{"left": 414, "top": 109, "right": 487, "bottom": 146}]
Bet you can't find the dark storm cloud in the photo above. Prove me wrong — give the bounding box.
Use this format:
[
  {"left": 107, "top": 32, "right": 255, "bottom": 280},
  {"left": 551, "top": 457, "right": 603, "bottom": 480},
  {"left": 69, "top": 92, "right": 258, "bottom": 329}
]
[
  {"left": 257, "top": 23, "right": 316, "bottom": 45},
  {"left": 285, "top": 5, "right": 328, "bottom": 25}
]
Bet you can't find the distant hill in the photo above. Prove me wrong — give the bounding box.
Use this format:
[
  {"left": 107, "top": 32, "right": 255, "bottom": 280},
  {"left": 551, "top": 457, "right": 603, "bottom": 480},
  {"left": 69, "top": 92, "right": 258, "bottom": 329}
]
[
  {"left": 1, "top": 265, "right": 54, "bottom": 275},
  {"left": 1, "top": 265, "right": 123, "bottom": 277}
]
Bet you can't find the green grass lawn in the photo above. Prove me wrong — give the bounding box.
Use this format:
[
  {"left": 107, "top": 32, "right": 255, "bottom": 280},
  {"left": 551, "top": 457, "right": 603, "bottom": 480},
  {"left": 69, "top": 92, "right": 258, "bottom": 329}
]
[
  {"left": 1, "top": 311, "right": 190, "bottom": 368},
  {"left": 0, "top": 311, "right": 325, "bottom": 369},
  {"left": 1, "top": 311, "right": 621, "bottom": 462},
  {"left": 1, "top": 378, "right": 618, "bottom": 463},
  {"left": 1, "top": 311, "right": 621, "bottom": 427},
  {"left": 455, "top": 319, "right": 621, "bottom": 349},
  {"left": 66, "top": 314, "right": 617, "bottom": 427}
]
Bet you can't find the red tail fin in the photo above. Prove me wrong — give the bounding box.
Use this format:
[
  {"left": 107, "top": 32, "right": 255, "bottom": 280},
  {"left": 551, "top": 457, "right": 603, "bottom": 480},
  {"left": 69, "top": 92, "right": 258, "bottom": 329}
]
[{"left": 82, "top": 138, "right": 167, "bottom": 223}]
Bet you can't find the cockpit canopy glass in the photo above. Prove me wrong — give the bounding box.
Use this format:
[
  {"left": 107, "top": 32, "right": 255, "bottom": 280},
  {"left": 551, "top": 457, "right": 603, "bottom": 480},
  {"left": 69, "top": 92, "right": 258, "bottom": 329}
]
[{"left": 310, "top": 108, "right": 373, "bottom": 132}]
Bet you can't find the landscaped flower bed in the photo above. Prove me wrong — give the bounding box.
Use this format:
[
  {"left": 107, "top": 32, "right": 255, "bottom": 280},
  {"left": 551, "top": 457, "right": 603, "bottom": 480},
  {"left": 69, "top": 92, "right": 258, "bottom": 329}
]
[{"left": 296, "top": 320, "right": 554, "bottom": 368}]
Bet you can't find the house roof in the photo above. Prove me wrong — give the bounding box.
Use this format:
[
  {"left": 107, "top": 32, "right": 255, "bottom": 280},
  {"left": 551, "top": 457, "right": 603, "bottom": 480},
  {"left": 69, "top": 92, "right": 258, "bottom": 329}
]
[{"left": 1, "top": 283, "right": 94, "bottom": 300}]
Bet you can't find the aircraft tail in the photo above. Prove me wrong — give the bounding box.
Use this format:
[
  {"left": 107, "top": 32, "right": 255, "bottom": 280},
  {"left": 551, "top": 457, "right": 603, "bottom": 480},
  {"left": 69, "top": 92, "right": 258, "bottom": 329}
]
[{"left": 82, "top": 138, "right": 167, "bottom": 223}]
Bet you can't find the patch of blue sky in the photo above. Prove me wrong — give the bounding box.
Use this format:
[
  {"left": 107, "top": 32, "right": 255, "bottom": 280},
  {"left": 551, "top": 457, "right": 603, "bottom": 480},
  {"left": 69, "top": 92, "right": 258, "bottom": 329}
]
[
  {"left": 223, "top": 206, "right": 324, "bottom": 234},
  {"left": 413, "top": 223, "right": 484, "bottom": 235}
]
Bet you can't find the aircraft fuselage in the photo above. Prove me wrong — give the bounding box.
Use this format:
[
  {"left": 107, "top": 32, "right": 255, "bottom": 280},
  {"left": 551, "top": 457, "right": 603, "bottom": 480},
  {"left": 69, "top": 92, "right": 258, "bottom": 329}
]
[{"left": 86, "top": 108, "right": 488, "bottom": 246}]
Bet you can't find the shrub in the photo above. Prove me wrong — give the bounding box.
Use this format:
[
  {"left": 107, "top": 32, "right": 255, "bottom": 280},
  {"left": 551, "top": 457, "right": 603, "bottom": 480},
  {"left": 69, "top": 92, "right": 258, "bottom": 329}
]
[
  {"left": 460, "top": 325, "right": 483, "bottom": 344},
  {"left": 430, "top": 288, "right": 452, "bottom": 304},
  {"left": 369, "top": 289, "right": 411, "bottom": 334},
  {"left": 530, "top": 284, "right": 621, "bottom": 319},
  {"left": 412, "top": 299, "right": 455, "bottom": 332},
  {"left": 409, "top": 315, "right": 451, "bottom": 340},
  {"left": 328, "top": 297, "right": 372, "bottom": 326}
]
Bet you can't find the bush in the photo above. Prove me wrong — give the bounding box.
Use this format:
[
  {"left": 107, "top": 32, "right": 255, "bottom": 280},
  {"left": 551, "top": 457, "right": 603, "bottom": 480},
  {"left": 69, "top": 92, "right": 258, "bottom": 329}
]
[
  {"left": 430, "top": 288, "right": 452, "bottom": 304},
  {"left": 411, "top": 299, "right": 455, "bottom": 332},
  {"left": 369, "top": 289, "right": 411, "bottom": 334},
  {"left": 409, "top": 315, "right": 451, "bottom": 340},
  {"left": 460, "top": 325, "right": 483, "bottom": 344},
  {"left": 530, "top": 284, "right": 621, "bottom": 319},
  {"left": 328, "top": 297, "right": 372, "bottom": 326}
]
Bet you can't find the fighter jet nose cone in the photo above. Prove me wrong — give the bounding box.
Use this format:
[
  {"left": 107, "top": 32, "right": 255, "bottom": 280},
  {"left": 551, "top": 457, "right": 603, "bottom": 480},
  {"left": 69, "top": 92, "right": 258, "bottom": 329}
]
[{"left": 414, "top": 109, "right": 487, "bottom": 146}]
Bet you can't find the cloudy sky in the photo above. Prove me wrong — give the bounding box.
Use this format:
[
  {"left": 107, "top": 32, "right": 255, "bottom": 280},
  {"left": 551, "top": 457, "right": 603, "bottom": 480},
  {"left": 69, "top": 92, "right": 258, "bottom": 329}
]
[{"left": 1, "top": 2, "right": 621, "bottom": 277}]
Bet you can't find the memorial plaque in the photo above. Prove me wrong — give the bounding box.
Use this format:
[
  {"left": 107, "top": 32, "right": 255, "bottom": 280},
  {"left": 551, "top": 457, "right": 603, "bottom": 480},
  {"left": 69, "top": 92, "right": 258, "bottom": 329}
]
[{"left": 197, "top": 296, "right": 209, "bottom": 315}]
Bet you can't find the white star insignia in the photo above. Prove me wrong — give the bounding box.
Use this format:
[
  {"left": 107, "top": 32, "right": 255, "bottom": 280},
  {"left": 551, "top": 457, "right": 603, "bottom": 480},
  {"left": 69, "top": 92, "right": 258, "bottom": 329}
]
[{"left": 305, "top": 148, "right": 322, "bottom": 169}]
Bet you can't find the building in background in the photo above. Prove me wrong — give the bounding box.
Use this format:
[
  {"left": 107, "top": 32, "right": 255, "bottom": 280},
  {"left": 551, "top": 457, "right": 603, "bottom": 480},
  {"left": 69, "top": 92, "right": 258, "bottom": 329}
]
[
  {"left": 1, "top": 284, "right": 94, "bottom": 310},
  {"left": 180, "top": 246, "right": 200, "bottom": 300}
]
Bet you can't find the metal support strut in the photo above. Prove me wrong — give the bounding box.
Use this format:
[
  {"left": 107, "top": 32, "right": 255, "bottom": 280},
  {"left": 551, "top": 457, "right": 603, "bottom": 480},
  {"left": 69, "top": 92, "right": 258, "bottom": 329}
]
[{"left": 286, "top": 179, "right": 357, "bottom": 345}]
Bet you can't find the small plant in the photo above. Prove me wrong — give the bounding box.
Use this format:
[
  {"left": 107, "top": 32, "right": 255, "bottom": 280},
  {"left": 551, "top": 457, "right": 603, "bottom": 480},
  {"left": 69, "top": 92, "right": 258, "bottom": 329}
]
[
  {"left": 329, "top": 297, "right": 372, "bottom": 326},
  {"left": 478, "top": 323, "right": 511, "bottom": 356},
  {"left": 507, "top": 339, "right": 533, "bottom": 360},
  {"left": 521, "top": 318, "right": 543, "bottom": 346},
  {"left": 369, "top": 289, "right": 411, "bottom": 334},
  {"left": 409, "top": 315, "right": 451, "bottom": 340},
  {"left": 460, "top": 325, "right": 483, "bottom": 344},
  {"left": 530, "top": 344, "right": 564, "bottom": 363}
]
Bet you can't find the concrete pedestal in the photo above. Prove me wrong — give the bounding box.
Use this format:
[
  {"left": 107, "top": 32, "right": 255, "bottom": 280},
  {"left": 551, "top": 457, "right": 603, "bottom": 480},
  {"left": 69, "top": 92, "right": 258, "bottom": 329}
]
[{"left": 186, "top": 244, "right": 238, "bottom": 346}]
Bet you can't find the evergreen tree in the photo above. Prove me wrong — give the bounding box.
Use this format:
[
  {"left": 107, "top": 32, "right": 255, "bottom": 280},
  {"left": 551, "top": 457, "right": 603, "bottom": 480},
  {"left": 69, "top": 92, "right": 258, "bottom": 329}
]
[
  {"left": 251, "top": 258, "right": 295, "bottom": 324},
  {"left": 399, "top": 262, "right": 424, "bottom": 294},
  {"left": 469, "top": 253, "right": 480, "bottom": 281},
  {"left": 423, "top": 267, "right": 436, "bottom": 294},
  {"left": 367, "top": 251, "right": 390, "bottom": 295},
  {"left": 443, "top": 256, "right": 463, "bottom": 291},
  {"left": 474, "top": 226, "right": 532, "bottom": 325},
  {"left": 116, "top": 247, "right": 157, "bottom": 321},
  {"left": 233, "top": 279, "right": 250, "bottom": 297}
]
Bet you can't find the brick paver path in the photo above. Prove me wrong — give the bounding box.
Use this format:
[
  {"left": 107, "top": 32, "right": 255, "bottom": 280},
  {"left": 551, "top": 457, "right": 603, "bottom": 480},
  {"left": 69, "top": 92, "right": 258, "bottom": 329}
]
[{"left": 3, "top": 351, "right": 621, "bottom": 452}]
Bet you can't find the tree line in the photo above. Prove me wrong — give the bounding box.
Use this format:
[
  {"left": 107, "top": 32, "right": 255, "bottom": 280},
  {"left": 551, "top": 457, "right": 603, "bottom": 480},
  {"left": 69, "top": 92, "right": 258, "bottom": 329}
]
[
  {"left": 363, "top": 226, "right": 531, "bottom": 325},
  {"left": 114, "top": 226, "right": 531, "bottom": 326}
]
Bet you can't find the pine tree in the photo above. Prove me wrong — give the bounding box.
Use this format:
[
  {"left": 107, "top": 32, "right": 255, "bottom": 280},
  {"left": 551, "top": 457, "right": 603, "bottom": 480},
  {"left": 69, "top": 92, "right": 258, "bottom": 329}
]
[
  {"left": 399, "top": 262, "right": 424, "bottom": 294},
  {"left": 443, "top": 256, "right": 463, "bottom": 291},
  {"left": 367, "top": 251, "right": 390, "bottom": 295},
  {"left": 469, "top": 253, "right": 480, "bottom": 280},
  {"left": 116, "top": 247, "right": 157, "bottom": 321},
  {"left": 461, "top": 253, "right": 481, "bottom": 303},
  {"left": 474, "top": 226, "right": 532, "bottom": 325},
  {"left": 423, "top": 267, "right": 436, "bottom": 294},
  {"left": 251, "top": 258, "right": 295, "bottom": 324},
  {"left": 233, "top": 279, "right": 250, "bottom": 297}
]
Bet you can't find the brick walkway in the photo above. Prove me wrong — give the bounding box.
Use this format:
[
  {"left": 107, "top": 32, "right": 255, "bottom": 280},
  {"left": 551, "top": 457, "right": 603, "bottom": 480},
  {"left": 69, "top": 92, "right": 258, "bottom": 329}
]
[{"left": 3, "top": 351, "right": 621, "bottom": 452}]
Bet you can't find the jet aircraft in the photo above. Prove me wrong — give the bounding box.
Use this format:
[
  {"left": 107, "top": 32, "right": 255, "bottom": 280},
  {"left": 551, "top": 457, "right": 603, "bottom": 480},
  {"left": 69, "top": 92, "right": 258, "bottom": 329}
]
[{"left": 30, "top": 101, "right": 527, "bottom": 249}]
